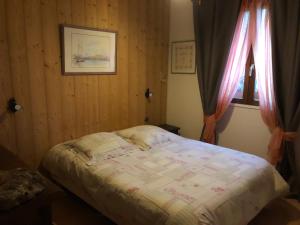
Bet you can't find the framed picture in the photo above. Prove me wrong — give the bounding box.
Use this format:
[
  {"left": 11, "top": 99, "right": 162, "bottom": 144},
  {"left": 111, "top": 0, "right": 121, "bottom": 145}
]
[
  {"left": 60, "top": 25, "right": 117, "bottom": 75},
  {"left": 171, "top": 40, "right": 196, "bottom": 74}
]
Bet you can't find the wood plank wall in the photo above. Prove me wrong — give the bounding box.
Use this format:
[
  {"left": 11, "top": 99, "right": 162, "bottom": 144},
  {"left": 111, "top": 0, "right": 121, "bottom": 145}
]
[{"left": 0, "top": 0, "right": 170, "bottom": 167}]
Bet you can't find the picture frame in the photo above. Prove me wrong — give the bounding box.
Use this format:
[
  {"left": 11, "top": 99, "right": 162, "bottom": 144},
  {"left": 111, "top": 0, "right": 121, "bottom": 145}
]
[
  {"left": 171, "top": 40, "right": 196, "bottom": 74},
  {"left": 60, "top": 25, "right": 117, "bottom": 75}
]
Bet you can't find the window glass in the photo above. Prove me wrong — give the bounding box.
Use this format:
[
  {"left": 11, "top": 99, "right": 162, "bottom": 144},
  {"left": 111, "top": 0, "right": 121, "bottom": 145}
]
[
  {"left": 235, "top": 74, "right": 245, "bottom": 100},
  {"left": 254, "top": 78, "right": 259, "bottom": 101}
]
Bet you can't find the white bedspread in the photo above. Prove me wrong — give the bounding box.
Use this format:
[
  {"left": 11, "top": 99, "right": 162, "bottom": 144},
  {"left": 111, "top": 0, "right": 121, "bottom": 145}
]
[{"left": 43, "top": 138, "right": 288, "bottom": 225}]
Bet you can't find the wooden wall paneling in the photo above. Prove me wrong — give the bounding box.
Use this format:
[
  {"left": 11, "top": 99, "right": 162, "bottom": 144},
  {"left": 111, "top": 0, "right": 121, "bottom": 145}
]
[
  {"left": 128, "top": 0, "right": 140, "bottom": 126},
  {"left": 1, "top": 0, "right": 170, "bottom": 166},
  {"left": 153, "top": 0, "right": 163, "bottom": 124},
  {"left": 57, "top": 0, "right": 77, "bottom": 140},
  {"left": 152, "top": 0, "right": 159, "bottom": 125},
  {"left": 24, "top": 0, "right": 49, "bottom": 166},
  {"left": 157, "top": 0, "right": 167, "bottom": 124},
  {"left": 41, "top": 0, "right": 64, "bottom": 148},
  {"left": 85, "top": 0, "right": 101, "bottom": 134},
  {"left": 71, "top": 0, "right": 89, "bottom": 137},
  {"left": 118, "top": 0, "right": 129, "bottom": 129},
  {"left": 145, "top": 0, "right": 155, "bottom": 125},
  {"left": 137, "top": 0, "right": 147, "bottom": 125},
  {"left": 107, "top": 0, "right": 120, "bottom": 131},
  {"left": 0, "top": 0, "right": 17, "bottom": 154},
  {"left": 144, "top": 0, "right": 150, "bottom": 124},
  {"left": 96, "top": 0, "right": 111, "bottom": 132},
  {"left": 160, "top": 0, "right": 170, "bottom": 123},
  {"left": 152, "top": 0, "right": 159, "bottom": 124},
  {"left": 6, "top": 0, "right": 35, "bottom": 164}
]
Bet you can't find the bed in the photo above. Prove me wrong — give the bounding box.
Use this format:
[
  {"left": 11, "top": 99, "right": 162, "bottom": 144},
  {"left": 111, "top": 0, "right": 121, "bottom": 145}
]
[{"left": 42, "top": 125, "right": 288, "bottom": 225}]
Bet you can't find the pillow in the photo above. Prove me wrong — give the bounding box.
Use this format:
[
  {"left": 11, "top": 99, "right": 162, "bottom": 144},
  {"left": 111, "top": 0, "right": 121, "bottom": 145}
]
[
  {"left": 66, "top": 132, "right": 134, "bottom": 161},
  {"left": 116, "top": 125, "right": 181, "bottom": 150}
]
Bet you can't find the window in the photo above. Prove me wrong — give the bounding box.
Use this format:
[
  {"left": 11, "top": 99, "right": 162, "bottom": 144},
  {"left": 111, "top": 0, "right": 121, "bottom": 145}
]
[{"left": 232, "top": 47, "right": 259, "bottom": 106}]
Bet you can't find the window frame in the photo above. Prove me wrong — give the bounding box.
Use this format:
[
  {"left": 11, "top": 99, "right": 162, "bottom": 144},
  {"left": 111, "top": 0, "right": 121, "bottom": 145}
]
[{"left": 232, "top": 47, "right": 259, "bottom": 106}]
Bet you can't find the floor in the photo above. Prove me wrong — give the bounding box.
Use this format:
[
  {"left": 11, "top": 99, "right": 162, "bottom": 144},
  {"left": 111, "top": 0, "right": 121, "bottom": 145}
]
[{"left": 52, "top": 192, "right": 300, "bottom": 225}]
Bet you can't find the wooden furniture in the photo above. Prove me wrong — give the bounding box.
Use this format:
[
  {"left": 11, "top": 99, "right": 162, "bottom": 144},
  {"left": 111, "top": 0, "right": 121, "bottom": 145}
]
[
  {"left": 159, "top": 124, "right": 180, "bottom": 135},
  {"left": 0, "top": 146, "right": 60, "bottom": 225}
]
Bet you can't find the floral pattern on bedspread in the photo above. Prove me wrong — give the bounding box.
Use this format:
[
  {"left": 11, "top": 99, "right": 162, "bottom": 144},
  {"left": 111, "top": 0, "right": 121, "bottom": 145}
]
[{"left": 43, "top": 138, "right": 288, "bottom": 225}]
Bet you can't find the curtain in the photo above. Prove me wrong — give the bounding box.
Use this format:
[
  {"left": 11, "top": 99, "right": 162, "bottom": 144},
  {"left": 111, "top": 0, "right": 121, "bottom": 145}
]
[
  {"left": 202, "top": 2, "right": 252, "bottom": 143},
  {"left": 270, "top": 0, "right": 300, "bottom": 192},
  {"left": 251, "top": 0, "right": 281, "bottom": 165},
  {"left": 192, "top": 0, "right": 242, "bottom": 143}
]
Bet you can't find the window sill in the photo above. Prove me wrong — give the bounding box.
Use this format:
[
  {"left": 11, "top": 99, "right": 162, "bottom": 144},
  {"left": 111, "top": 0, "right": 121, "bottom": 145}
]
[{"left": 231, "top": 103, "right": 260, "bottom": 110}]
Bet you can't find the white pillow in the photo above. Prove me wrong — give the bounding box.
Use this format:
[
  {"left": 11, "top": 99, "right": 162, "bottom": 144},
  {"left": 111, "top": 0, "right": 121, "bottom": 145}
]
[
  {"left": 116, "top": 125, "right": 181, "bottom": 150},
  {"left": 67, "top": 132, "right": 134, "bottom": 161}
]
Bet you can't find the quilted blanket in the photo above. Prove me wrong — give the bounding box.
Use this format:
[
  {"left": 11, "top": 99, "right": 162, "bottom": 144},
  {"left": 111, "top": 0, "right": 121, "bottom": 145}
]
[{"left": 43, "top": 137, "right": 288, "bottom": 225}]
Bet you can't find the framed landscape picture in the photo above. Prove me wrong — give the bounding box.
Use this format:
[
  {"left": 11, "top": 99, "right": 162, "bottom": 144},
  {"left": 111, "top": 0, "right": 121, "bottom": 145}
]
[
  {"left": 171, "top": 40, "right": 196, "bottom": 74},
  {"left": 60, "top": 25, "right": 117, "bottom": 75}
]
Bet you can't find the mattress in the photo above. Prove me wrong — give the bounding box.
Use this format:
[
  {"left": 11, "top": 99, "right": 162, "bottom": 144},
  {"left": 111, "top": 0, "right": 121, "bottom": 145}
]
[{"left": 43, "top": 136, "right": 288, "bottom": 225}]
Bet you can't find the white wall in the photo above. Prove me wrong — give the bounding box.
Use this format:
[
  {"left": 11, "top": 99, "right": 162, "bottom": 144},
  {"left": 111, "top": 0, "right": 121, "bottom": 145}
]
[
  {"left": 166, "top": 0, "right": 271, "bottom": 159},
  {"left": 166, "top": 0, "right": 203, "bottom": 140},
  {"left": 218, "top": 104, "right": 270, "bottom": 158}
]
